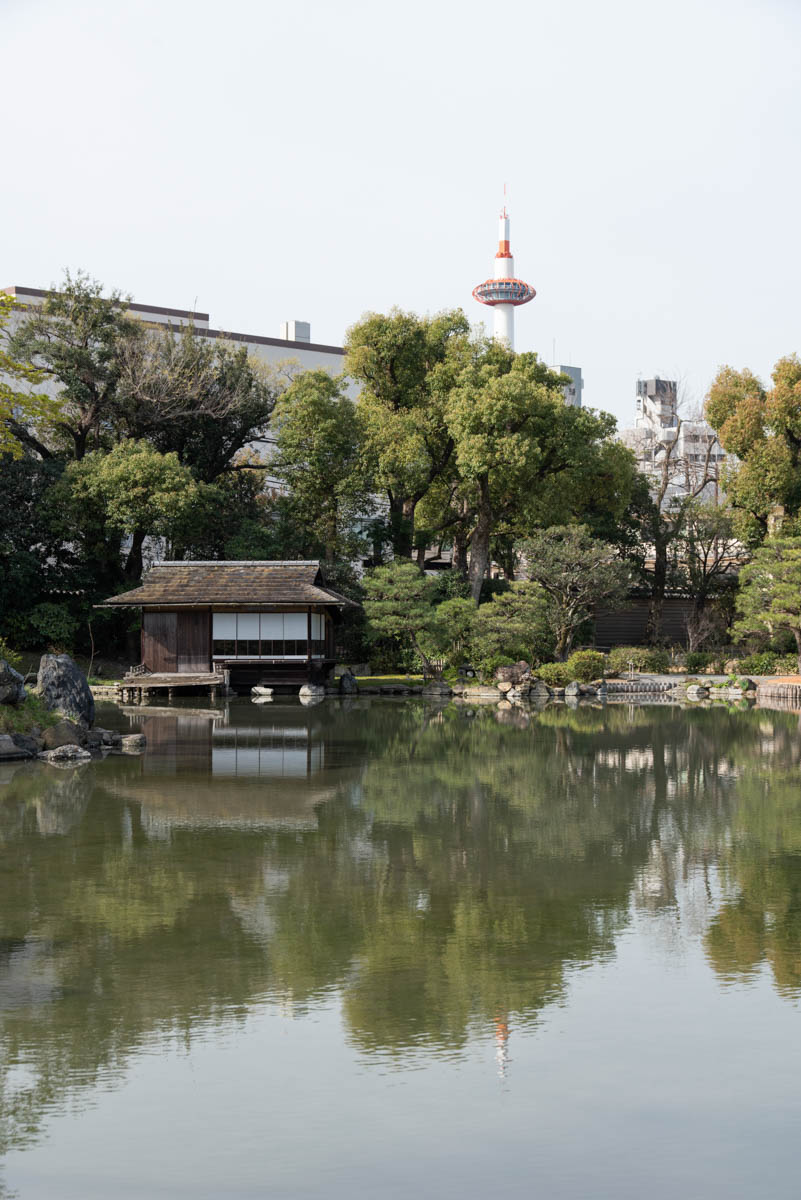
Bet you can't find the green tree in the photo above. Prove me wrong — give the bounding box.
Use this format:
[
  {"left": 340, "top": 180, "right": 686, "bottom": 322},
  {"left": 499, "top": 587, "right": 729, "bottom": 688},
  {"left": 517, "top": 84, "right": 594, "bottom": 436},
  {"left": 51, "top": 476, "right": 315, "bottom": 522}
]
[
  {"left": 9, "top": 271, "right": 144, "bottom": 460},
  {"left": 271, "top": 370, "right": 371, "bottom": 563},
  {"left": 445, "top": 345, "right": 628, "bottom": 601},
  {"left": 734, "top": 537, "right": 801, "bottom": 672},
  {"left": 520, "top": 525, "right": 630, "bottom": 660},
  {"left": 0, "top": 294, "right": 52, "bottom": 457},
  {"left": 64, "top": 440, "right": 204, "bottom": 580},
  {"left": 468, "top": 582, "right": 551, "bottom": 671},
  {"left": 344, "top": 308, "right": 469, "bottom": 558},
  {"left": 706, "top": 356, "right": 801, "bottom": 541},
  {"left": 362, "top": 559, "right": 439, "bottom": 673},
  {"left": 117, "top": 321, "right": 279, "bottom": 482},
  {"left": 424, "top": 596, "right": 477, "bottom": 667}
]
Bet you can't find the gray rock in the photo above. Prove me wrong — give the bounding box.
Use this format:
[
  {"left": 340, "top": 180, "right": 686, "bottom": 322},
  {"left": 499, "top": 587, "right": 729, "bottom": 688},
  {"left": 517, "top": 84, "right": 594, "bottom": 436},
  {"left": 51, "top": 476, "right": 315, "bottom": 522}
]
[
  {"left": 11, "top": 733, "right": 42, "bottom": 757},
  {"left": 42, "top": 719, "right": 87, "bottom": 751},
  {"left": 39, "top": 744, "right": 91, "bottom": 762},
  {"left": 0, "top": 733, "right": 29, "bottom": 759},
  {"left": 94, "top": 728, "right": 122, "bottom": 747},
  {"left": 0, "top": 659, "right": 26, "bottom": 706},
  {"left": 338, "top": 671, "right": 358, "bottom": 695},
  {"left": 686, "top": 685, "right": 710, "bottom": 700},
  {"left": 529, "top": 680, "right": 552, "bottom": 698},
  {"left": 565, "top": 681, "right": 581, "bottom": 697},
  {"left": 85, "top": 730, "right": 104, "bottom": 750},
  {"left": 251, "top": 686, "right": 273, "bottom": 696},
  {"left": 494, "top": 660, "right": 531, "bottom": 685},
  {"left": 120, "top": 733, "right": 147, "bottom": 752},
  {"left": 422, "top": 681, "right": 453, "bottom": 696},
  {"left": 298, "top": 684, "right": 326, "bottom": 699},
  {"left": 37, "top": 654, "right": 94, "bottom": 726}
]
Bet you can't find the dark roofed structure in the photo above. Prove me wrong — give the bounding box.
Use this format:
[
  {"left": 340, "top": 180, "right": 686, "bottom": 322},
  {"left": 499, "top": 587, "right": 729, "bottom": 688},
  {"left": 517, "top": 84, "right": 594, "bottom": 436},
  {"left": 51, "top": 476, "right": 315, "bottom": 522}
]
[
  {"left": 100, "top": 561, "right": 355, "bottom": 690},
  {"left": 103, "top": 561, "right": 354, "bottom": 609}
]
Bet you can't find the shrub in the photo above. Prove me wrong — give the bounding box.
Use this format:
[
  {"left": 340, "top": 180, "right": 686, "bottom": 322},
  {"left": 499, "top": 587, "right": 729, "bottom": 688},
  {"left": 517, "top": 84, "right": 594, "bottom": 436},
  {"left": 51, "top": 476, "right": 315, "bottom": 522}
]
[
  {"left": 607, "top": 646, "right": 670, "bottom": 676},
  {"left": 0, "top": 637, "right": 23, "bottom": 672},
  {"left": 774, "top": 654, "right": 799, "bottom": 675},
  {"left": 28, "top": 602, "right": 79, "bottom": 652},
  {"left": 476, "top": 653, "right": 515, "bottom": 680},
  {"left": 737, "top": 651, "right": 778, "bottom": 675},
  {"left": 536, "top": 662, "right": 571, "bottom": 688},
  {"left": 685, "top": 651, "right": 715, "bottom": 674},
  {"left": 565, "top": 649, "right": 606, "bottom": 682}
]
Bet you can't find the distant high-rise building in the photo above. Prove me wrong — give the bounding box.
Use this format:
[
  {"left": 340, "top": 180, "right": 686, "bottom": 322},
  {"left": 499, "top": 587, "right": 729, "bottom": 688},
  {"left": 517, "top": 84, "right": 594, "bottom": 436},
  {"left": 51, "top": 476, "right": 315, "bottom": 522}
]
[
  {"left": 622, "top": 376, "right": 728, "bottom": 505},
  {"left": 555, "top": 364, "right": 583, "bottom": 407}
]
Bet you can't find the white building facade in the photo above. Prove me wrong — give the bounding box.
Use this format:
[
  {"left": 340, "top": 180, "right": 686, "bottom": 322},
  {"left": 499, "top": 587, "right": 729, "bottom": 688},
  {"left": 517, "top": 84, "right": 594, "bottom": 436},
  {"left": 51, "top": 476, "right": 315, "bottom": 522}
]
[{"left": 621, "top": 377, "right": 729, "bottom": 505}]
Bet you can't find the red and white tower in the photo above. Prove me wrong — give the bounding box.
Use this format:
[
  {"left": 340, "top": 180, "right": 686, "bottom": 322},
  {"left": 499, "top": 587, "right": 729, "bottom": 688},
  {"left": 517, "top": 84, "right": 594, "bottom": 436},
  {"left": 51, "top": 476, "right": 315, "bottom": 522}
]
[{"left": 472, "top": 206, "right": 535, "bottom": 350}]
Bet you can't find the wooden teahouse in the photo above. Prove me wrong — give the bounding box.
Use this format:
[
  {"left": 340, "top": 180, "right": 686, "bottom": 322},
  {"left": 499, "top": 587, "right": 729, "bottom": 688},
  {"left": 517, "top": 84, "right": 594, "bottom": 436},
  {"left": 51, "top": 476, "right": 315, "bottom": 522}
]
[{"left": 101, "top": 561, "right": 355, "bottom": 691}]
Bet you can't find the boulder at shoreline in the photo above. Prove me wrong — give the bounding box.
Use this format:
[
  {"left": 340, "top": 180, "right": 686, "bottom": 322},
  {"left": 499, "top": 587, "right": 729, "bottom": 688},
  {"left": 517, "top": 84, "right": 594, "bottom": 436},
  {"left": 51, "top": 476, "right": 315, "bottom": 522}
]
[{"left": 37, "top": 654, "right": 95, "bottom": 727}]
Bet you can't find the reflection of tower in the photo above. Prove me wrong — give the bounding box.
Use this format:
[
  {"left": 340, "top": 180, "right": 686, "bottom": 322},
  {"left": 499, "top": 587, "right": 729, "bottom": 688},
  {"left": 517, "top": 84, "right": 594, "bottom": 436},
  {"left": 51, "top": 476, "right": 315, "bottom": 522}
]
[
  {"left": 473, "top": 207, "right": 536, "bottom": 350},
  {"left": 494, "top": 1016, "right": 510, "bottom": 1079}
]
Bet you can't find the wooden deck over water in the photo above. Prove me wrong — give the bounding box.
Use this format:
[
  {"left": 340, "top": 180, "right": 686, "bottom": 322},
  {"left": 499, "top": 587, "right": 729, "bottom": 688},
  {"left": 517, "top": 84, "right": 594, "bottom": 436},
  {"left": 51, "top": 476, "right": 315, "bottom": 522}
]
[{"left": 119, "top": 673, "right": 227, "bottom": 702}]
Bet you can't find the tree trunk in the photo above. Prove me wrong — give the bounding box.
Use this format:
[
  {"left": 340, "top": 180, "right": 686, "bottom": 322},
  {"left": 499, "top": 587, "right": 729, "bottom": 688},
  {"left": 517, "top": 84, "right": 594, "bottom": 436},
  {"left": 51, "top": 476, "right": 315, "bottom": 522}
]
[
  {"left": 388, "top": 495, "right": 413, "bottom": 559},
  {"left": 554, "top": 630, "right": 569, "bottom": 661},
  {"left": 125, "top": 529, "right": 147, "bottom": 582},
  {"left": 452, "top": 519, "right": 468, "bottom": 576},
  {"left": 646, "top": 534, "right": 668, "bottom": 644},
  {"left": 467, "top": 478, "right": 492, "bottom": 604}
]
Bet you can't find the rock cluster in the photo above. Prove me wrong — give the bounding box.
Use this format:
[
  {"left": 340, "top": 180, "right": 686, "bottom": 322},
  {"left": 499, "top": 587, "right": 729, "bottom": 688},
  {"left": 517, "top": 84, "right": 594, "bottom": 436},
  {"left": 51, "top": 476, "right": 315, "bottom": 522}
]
[
  {"left": 37, "top": 654, "right": 95, "bottom": 726},
  {"left": 494, "top": 661, "right": 532, "bottom": 686},
  {"left": 0, "top": 659, "right": 26, "bottom": 705}
]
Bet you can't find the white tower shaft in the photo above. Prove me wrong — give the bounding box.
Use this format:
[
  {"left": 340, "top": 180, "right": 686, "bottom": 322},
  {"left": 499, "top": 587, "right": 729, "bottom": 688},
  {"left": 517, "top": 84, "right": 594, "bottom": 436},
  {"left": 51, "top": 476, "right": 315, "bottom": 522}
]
[
  {"left": 494, "top": 305, "right": 514, "bottom": 347},
  {"left": 494, "top": 208, "right": 514, "bottom": 348}
]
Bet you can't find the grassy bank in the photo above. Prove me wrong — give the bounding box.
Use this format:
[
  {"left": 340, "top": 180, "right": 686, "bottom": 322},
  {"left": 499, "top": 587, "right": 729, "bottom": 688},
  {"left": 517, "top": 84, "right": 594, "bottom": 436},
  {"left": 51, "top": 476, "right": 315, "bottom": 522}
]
[{"left": 0, "top": 694, "right": 60, "bottom": 736}]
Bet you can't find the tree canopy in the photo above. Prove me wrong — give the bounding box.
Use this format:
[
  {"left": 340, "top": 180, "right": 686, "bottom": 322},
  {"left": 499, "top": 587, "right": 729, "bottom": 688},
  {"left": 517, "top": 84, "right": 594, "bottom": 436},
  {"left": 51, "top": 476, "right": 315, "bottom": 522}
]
[
  {"left": 271, "top": 370, "right": 371, "bottom": 563},
  {"left": 706, "top": 355, "right": 801, "bottom": 541},
  {"left": 734, "top": 537, "right": 801, "bottom": 672},
  {"left": 344, "top": 307, "right": 469, "bottom": 557},
  {"left": 0, "top": 293, "right": 53, "bottom": 458},
  {"left": 520, "top": 525, "right": 630, "bottom": 659}
]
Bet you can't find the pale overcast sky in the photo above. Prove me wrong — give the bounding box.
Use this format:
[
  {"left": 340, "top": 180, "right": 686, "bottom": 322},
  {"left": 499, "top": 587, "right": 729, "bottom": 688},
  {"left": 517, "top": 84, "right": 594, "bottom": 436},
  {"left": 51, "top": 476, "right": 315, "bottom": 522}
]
[{"left": 2, "top": 0, "right": 799, "bottom": 425}]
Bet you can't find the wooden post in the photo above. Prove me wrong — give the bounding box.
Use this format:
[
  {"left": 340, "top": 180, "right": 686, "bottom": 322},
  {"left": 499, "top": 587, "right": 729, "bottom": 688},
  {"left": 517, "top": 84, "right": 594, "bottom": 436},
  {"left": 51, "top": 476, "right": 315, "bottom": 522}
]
[{"left": 307, "top": 606, "right": 312, "bottom": 679}]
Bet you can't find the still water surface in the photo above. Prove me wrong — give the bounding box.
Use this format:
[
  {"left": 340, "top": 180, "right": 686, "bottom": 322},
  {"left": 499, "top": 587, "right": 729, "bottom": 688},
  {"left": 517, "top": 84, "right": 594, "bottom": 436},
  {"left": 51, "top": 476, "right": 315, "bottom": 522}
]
[{"left": 1, "top": 697, "right": 800, "bottom": 1198}]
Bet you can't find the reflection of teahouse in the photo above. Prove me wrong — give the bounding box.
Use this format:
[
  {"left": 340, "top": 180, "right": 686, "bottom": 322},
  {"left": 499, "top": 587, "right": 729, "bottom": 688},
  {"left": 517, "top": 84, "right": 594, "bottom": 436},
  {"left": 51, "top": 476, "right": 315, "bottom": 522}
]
[{"left": 100, "top": 560, "right": 356, "bottom": 691}]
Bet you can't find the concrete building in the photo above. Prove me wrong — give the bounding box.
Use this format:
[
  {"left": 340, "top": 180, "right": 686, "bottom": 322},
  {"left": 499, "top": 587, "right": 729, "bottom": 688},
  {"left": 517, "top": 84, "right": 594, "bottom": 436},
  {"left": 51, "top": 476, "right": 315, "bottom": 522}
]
[
  {"left": 621, "top": 377, "right": 728, "bottom": 505},
  {"left": 554, "top": 364, "right": 583, "bottom": 407},
  {"left": 2, "top": 284, "right": 349, "bottom": 388}
]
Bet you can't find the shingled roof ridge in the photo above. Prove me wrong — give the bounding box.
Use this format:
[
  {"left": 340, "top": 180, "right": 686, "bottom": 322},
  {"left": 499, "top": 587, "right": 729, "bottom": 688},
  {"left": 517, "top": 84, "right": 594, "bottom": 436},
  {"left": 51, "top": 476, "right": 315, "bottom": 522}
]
[{"left": 154, "top": 560, "right": 321, "bottom": 567}]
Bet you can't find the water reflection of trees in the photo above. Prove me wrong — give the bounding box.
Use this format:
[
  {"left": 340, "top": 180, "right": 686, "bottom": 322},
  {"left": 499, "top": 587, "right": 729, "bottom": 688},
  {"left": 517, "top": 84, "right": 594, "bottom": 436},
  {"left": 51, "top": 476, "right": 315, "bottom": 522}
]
[
  {"left": 1, "top": 701, "right": 800, "bottom": 1154},
  {"left": 701, "top": 712, "right": 801, "bottom": 994}
]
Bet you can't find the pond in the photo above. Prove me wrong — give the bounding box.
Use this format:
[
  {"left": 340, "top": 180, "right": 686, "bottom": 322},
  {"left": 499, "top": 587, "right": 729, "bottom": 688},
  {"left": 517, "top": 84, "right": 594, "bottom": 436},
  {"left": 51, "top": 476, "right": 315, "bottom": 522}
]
[{"left": 1, "top": 697, "right": 800, "bottom": 1198}]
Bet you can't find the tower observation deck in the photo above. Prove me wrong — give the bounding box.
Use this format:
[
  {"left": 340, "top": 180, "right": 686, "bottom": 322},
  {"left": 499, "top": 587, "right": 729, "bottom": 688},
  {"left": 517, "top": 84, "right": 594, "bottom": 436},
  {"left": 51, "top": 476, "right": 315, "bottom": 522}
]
[{"left": 472, "top": 207, "right": 535, "bottom": 350}]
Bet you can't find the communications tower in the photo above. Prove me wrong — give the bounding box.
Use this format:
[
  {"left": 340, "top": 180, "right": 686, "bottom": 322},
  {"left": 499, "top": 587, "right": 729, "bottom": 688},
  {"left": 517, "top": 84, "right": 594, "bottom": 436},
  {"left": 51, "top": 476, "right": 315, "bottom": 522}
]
[{"left": 472, "top": 206, "right": 535, "bottom": 350}]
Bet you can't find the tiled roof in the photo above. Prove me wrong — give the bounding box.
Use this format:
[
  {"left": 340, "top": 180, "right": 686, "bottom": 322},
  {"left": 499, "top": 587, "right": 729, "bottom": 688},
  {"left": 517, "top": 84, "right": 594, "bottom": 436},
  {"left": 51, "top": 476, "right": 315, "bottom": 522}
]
[{"left": 100, "top": 561, "right": 356, "bottom": 607}]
